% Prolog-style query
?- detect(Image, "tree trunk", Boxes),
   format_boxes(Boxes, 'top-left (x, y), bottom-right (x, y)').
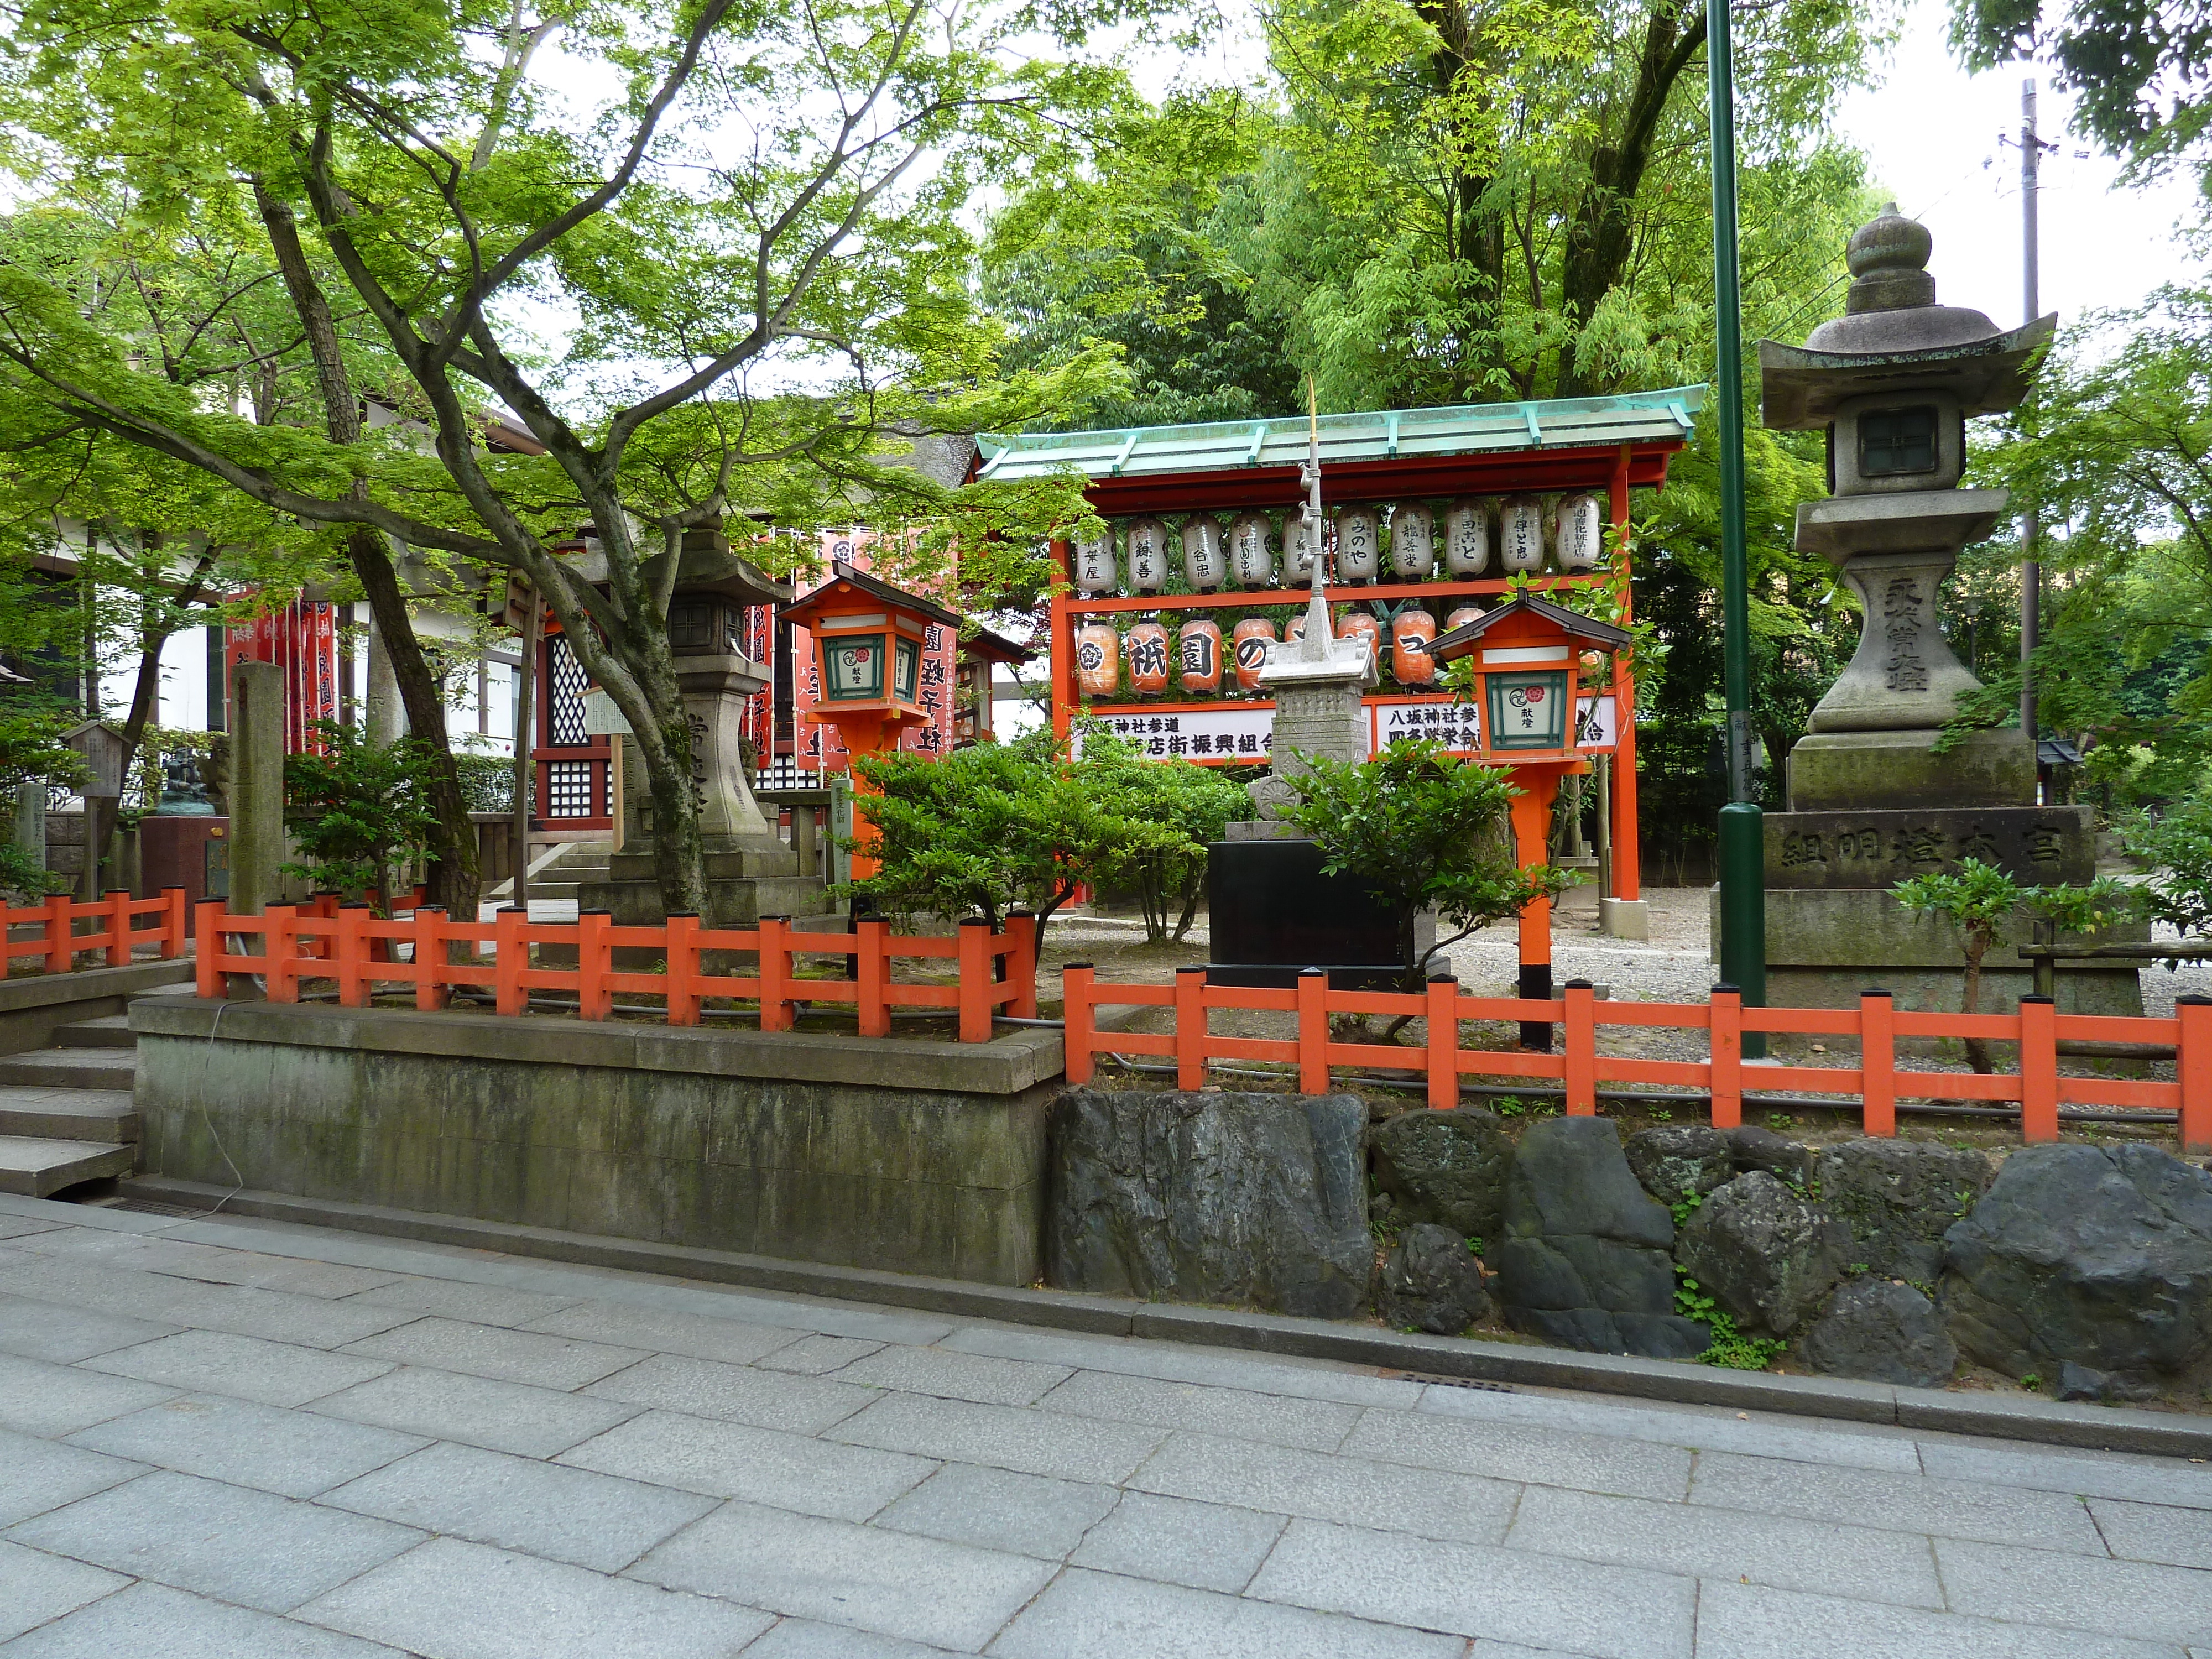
top-left (1962, 933), bottom-right (1994, 1074)
top-left (253, 183), bottom-right (479, 921)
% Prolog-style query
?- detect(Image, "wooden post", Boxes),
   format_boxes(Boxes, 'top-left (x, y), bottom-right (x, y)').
top-left (2018, 993), bottom-right (2059, 1142)
top-left (577, 909), bottom-right (612, 1020)
top-left (2178, 994), bottom-right (2212, 1154)
top-left (494, 904), bottom-right (528, 1015)
top-left (195, 901), bottom-right (225, 997)
top-left (1173, 965), bottom-right (1206, 1088)
top-left (1003, 909), bottom-right (1040, 1020)
top-left (1048, 539), bottom-right (1076, 744)
top-left (336, 904), bottom-right (371, 1007)
top-left (104, 889), bottom-right (129, 967)
top-left (957, 915), bottom-right (993, 1043)
top-left (413, 907), bottom-right (449, 1010)
top-left (665, 914), bottom-right (701, 1026)
top-left (857, 916), bottom-right (891, 1038)
top-left (1859, 989), bottom-right (1896, 1138)
top-left (1606, 444), bottom-right (1643, 907)
top-left (1509, 772), bottom-right (1560, 1050)
top-left (1426, 974), bottom-right (1460, 1109)
top-left (1297, 967), bottom-right (1329, 1095)
top-left (512, 588), bottom-right (541, 907)
top-left (163, 886), bottom-right (186, 958)
top-left (263, 904), bottom-right (300, 1002)
top-left (758, 915), bottom-right (793, 1033)
top-left (1709, 983), bottom-right (1743, 1129)
top-left (1061, 963), bottom-right (1095, 1084)
top-left (43, 892), bottom-right (71, 974)
top-left (1562, 978), bottom-right (1597, 1114)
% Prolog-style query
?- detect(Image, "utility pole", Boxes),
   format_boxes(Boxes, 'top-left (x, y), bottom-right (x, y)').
top-left (2019, 77), bottom-right (2043, 784)
top-left (1708, 0), bottom-right (1766, 1048)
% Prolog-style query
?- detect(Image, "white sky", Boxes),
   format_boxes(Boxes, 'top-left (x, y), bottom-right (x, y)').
top-left (1837, 1), bottom-right (2203, 326)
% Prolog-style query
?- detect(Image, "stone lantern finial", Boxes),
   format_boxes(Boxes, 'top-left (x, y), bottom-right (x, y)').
top-left (1844, 205), bottom-right (1936, 314)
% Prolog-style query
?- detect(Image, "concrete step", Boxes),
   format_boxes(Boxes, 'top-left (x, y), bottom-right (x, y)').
top-left (52, 1015), bottom-right (136, 1049)
top-left (0, 1137), bottom-right (136, 1198)
top-left (0, 1049), bottom-right (137, 1091)
top-left (0, 1087), bottom-right (137, 1143)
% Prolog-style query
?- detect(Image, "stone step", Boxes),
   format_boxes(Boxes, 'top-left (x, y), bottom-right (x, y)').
top-left (0, 1048), bottom-right (137, 1091)
top-left (52, 1015), bottom-right (137, 1049)
top-left (0, 1137), bottom-right (136, 1198)
top-left (0, 1087), bottom-right (137, 1144)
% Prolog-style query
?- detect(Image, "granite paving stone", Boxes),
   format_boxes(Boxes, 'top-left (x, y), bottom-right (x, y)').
top-left (872, 1462), bottom-right (1118, 1558)
top-left (830, 1344), bottom-right (1073, 1407)
top-left (556, 1409), bottom-right (937, 1519)
top-left (1933, 1536), bottom-right (2212, 1647)
top-left (2089, 1498), bottom-right (2212, 1569)
top-left (0, 1350), bottom-right (174, 1437)
top-left (342, 1276), bottom-right (586, 1327)
top-left (942, 1325), bottom-right (1426, 1409)
top-left (104, 1240), bottom-right (401, 1298)
top-left (520, 1301), bottom-right (808, 1365)
top-left (0, 1293), bottom-right (175, 1365)
top-left (7, 1468), bottom-right (422, 1614)
top-left (1693, 1578), bottom-right (2186, 1659)
top-left (338, 1317), bottom-right (648, 1390)
top-left (1504, 1484), bottom-right (1945, 1608)
top-left (319, 1441), bottom-right (718, 1573)
top-left (742, 1618), bottom-right (963, 1657)
top-left (1917, 1437), bottom-right (2212, 1510)
top-left (66, 1394), bottom-right (426, 1499)
top-left (581, 1351), bottom-right (880, 1431)
top-left (1689, 1448), bottom-right (2106, 1552)
top-left (986, 1566), bottom-right (1468, 1658)
top-left (754, 1333), bottom-right (888, 1374)
top-left (0, 1218), bottom-right (64, 1241)
top-left (0, 1259), bottom-right (419, 1348)
top-left (0, 1580), bottom-right (409, 1659)
top-left (627, 1499), bottom-right (1057, 1651)
top-left (0, 1538), bottom-right (127, 1644)
top-left (298, 1535), bottom-right (774, 1659)
top-left (309, 1365), bottom-right (640, 1458)
top-left (1249, 1516), bottom-right (1697, 1659)
top-left (0, 1430), bottom-right (145, 1527)
top-left (830, 1391), bottom-right (1167, 1485)
top-left (1129, 1430), bottom-right (1518, 1546)
top-left (1068, 1491), bottom-right (1288, 1593)
top-left (1342, 1403), bottom-right (1692, 1500)
top-left (1038, 1369), bottom-right (1363, 1453)
top-left (81, 1329), bottom-right (393, 1410)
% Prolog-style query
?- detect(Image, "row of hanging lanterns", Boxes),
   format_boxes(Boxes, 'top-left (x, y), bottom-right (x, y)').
top-left (1074, 604), bottom-right (1489, 700)
top-left (1070, 494), bottom-right (1607, 597)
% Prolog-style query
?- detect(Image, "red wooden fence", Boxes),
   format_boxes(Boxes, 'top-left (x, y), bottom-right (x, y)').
top-left (193, 901), bottom-right (1037, 1042)
top-left (1061, 967), bottom-right (2212, 1150)
top-left (3, 889), bottom-right (187, 972)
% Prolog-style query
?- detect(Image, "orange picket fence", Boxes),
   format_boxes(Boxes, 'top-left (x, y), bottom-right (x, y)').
top-left (192, 900), bottom-right (1037, 1042)
top-left (3, 888), bottom-right (189, 972)
top-left (1062, 967), bottom-right (2212, 1150)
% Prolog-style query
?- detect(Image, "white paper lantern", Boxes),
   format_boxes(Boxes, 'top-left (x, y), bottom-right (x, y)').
top-left (1389, 503), bottom-right (1436, 578)
top-left (1500, 495), bottom-right (1545, 573)
top-left (1284, 510), bottom-right (1322, 583)
top-left (1444, 498), bottom-right (1489, 576)
top-left (1180, 516), bottom-right (1225, 591)
top-left (1334, 504), bottom-right (1380, 582)
top-left (1229, 512), bottom-right (1276, 587)
top-left (1126, 517), bottom-right (1170, 594)
top-left (1554, 493), bottom-right (1604, 572)
top-left (1073, 528), bottom-right (1117, 594)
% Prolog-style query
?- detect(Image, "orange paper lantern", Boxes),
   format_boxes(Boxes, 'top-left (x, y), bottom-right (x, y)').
top-left (1232, 617), bottom-right (1275, 692)
top-left (1076, 622), bottom-right (1119, 698)
top-left (1178, 618), bottom-right (1223, 695)
top-left (1126, 620), bottom-right (1170, 696)
top-left (1392, 609), bottom-right (1438, 685)
top-left (1336, 609), bottom-right (1381, 671)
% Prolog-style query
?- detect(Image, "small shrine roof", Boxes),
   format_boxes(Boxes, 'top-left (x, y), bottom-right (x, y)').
top-left (780, 560), bottom-right (965, 631)
top-left (1428, 594), bottom-right (1633, 660)
top-left (973, 387), bottom-right (1704, 510)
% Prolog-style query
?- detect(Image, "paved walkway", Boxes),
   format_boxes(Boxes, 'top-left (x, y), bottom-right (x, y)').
top-left (0, 1196), bottom-right (2207, 1658)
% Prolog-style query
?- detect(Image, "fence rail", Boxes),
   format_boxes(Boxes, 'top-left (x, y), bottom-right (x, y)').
top-left (1062, 967), bottom-right (2212, 1150)
top-left (4, 889), bottom-right (188, 971)
top-left (193, 900), bottom-right (1037, 1042)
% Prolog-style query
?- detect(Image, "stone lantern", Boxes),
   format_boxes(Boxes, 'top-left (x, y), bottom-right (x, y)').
top-left (580, 525), bottom-right (826, 930)
top-left (1753, 208), bottom-right (2139, 1020)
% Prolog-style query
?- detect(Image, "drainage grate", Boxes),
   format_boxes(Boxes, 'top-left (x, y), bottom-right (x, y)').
top-left (1400, 1373), bottom-right (1515, 1392)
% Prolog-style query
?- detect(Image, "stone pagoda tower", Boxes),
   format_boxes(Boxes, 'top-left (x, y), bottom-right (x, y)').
top-left (1752, 208), bottom-right (2139, 1019)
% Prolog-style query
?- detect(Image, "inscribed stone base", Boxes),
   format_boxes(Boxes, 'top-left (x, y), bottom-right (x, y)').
top-left (1756, 964), bottom-right (2145, 1063)
top-left (1718, 885), bottom-right (2150, 973)
top-left (1766, 805), bottom-right (2095, 888)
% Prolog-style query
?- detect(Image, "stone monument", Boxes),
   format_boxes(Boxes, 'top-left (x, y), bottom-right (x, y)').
top-left (580, 526), bottom-right (831, 930)
top-left (1750, 208), bottom-right (2140, 1021)
top-left (1206, 425), bottom-right (1422, 987)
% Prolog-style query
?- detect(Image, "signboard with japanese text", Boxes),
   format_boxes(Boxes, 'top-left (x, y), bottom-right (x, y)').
top-left (1073, 705), bottom-right (1275, 763)
top-left (226, 597), bottom-right (338, 754)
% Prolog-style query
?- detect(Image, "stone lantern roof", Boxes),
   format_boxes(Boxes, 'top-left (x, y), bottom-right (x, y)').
top-left (1758, 206), bottom-right (2056, 430)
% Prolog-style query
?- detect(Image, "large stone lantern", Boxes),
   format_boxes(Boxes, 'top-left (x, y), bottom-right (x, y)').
top-left (580, 526), bottom-right (830, 929)
top-left (1752, 209), bottom-right (2139, 1020)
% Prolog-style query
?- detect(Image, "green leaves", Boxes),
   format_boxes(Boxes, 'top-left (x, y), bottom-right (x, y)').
top-left (281, 721), bottom-right (443, 913)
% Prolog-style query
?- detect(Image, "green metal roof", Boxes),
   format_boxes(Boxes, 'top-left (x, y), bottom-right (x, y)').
top-left (974, 386), bottom-right (1705, 483)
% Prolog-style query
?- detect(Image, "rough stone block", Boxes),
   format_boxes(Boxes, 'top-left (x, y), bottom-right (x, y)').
top-left (1369, 1105), bottom-right (1511, 1239)
top-left (1375, 1223), bottom-right (1492, 1335)
top-left (1624, 1124), bottom-right (1733, 1206)
top-left (1941, 1143), bottom-right (2212, 1399)
top-left (1045, 1089), bottom-right (1370, 1319)
top-left (1676, 1172), bottom-right (1850, 1337)
top-left (1797, 1278), bottom-right (1957, 1387)
top-left (1786, 726), bottom-right (2033, 812)
top-left (1816, 1139), bottom-right (1992, 1282)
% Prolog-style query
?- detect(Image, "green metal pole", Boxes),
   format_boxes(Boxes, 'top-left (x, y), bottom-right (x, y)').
top-left (1707, 0), bottom-right (1766, 1052)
